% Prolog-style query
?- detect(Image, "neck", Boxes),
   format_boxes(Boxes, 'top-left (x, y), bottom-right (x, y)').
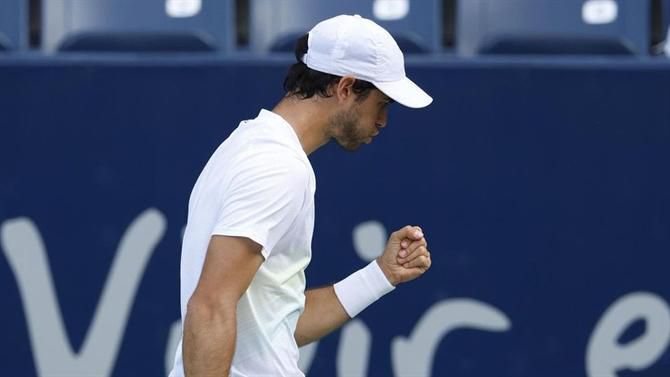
top-left (272, 95), bottom-right (333, 155)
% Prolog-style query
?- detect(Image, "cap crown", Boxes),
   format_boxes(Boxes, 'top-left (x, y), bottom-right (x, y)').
top-left (303, 15), bottom-right (405, 83)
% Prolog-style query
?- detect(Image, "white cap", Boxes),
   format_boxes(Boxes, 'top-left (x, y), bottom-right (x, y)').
top-left (302, 14), bottom-right (433, 109)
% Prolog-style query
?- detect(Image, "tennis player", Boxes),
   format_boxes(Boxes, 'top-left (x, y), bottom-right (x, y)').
top-left (169, 14), bottom-right (433, 377)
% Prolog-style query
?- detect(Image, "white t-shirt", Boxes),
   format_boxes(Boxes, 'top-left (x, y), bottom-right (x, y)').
top-left (169, 109), bottom-right (316, 377)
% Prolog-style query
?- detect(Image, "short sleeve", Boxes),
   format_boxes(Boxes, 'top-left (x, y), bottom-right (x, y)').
top-left (211, 152), bottom-right (308, 259)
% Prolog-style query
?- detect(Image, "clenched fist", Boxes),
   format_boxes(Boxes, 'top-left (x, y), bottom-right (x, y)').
top-left (376, 225), bottom-right (432, 286)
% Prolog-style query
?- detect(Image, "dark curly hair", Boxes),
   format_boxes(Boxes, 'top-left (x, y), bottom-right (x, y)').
top-left (283, 34), bottom-right (375, 102)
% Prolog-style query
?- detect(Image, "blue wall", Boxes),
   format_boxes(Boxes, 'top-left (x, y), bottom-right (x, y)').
top-left (1, 56), bottom-right (670, 376)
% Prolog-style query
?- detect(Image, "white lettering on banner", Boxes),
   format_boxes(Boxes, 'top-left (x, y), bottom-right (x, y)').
top-left (165, 320), bottom-right (182, 375)
top-left (164, 301), bottom-right (511, 377)
top-left (350, 220), bottom-right (513, 376)
top-left (391, 299), bottom-right (512, 377)
top-left (3, 210), bottom-right (669, 376)
top-left (352, 220), bottom-right (387, 262)
top-left (337, 319), bottom-right (372, 377)
top-left (0, 209), bottom-right (166, 377)
top-left (586, 292), bottom-right (670, 377)
top-left (298, 341), bottom-right (319, 374)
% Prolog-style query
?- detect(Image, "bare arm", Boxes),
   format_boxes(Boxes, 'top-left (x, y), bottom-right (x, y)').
top-left (183, 235), bottom-right (263, 377)
top-left (294, 285), bottom-right (350, 347)
top-left (295, 226), bottom-right (432, 346)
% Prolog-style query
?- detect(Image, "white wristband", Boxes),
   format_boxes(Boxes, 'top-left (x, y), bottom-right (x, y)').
top-left (334, 260), bottom-right (396, 318)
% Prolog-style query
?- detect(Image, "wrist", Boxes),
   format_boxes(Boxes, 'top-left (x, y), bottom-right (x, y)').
top-left (333, 260), bottom-right (396, 318)
top-left (375, 257), bottom-right (398, 286)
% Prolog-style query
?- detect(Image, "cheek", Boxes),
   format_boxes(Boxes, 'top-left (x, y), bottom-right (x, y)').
top-left (360, 104), bottom-right (380, 124)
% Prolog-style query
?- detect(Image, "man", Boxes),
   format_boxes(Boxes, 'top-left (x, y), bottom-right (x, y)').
top-left (169, 14), bottom-right (433, 377)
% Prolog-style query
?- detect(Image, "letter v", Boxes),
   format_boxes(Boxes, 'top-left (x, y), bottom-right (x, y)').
top-left (1, 208), bottom-right (166, 377)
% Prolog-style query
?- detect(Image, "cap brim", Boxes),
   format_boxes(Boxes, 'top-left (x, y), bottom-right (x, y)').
top-left (373, 76), bottom-right (433, 109)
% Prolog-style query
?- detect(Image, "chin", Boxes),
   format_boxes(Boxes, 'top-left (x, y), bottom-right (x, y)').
top-left (343, 144), bottom-right (362, 152)
top-left (336, 141), bottom-right (363, 152)
top-left (332, 136), bottom-right (364, 151)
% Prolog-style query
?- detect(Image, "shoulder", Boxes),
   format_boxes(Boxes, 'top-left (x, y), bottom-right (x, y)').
top-left (246, 149), bottom-right (309, 184)
top-left (224, 141), bottom-right (308, 191)
top-left (215, 114), bottom-right (312, 188)
top-left (237, 127), bottom-right (309, 176)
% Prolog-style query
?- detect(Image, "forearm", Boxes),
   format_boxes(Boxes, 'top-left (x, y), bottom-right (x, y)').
top-left (294, 285), bottom-right (350, 346)
top-left (183, 299), bottom-right (237, 376)
top-left (295, 260), bottom-right (398, 346)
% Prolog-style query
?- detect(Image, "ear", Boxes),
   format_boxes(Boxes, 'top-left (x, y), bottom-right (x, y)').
top-left (334, 76), bottom-right (357, 103)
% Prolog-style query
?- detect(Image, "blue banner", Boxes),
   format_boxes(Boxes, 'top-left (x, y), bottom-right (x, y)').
top-left (1, 57), bottom-right (670, 376)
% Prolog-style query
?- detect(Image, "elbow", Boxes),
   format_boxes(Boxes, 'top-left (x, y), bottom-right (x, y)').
top-left (294, 332), bottom-right (314, 348)
top-left (182, 293), bottom-right (237, 376)
top-left (186, 292), bottom-right (236, 323)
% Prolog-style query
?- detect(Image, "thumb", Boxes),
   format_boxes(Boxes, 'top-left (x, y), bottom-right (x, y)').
top-left (391, 225), bottom-right (424, 243)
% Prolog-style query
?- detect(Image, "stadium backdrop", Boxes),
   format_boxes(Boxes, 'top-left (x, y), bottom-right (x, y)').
top-left (1, 56), bottom-right (670, 376)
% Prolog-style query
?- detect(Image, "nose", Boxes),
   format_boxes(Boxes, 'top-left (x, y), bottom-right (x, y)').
top-left (376, 108), bottom-right (388, 128)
